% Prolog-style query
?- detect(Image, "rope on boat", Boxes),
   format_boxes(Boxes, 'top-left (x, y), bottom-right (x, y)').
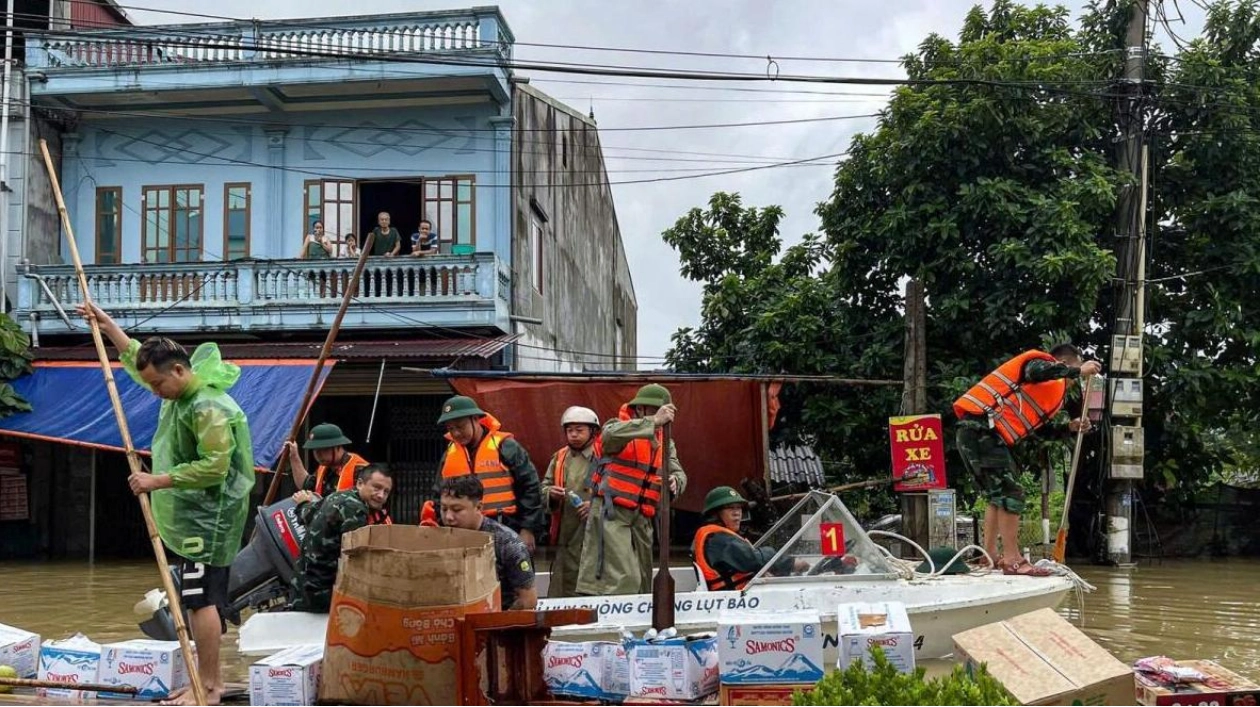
top-left (868, 530), bottom-right (996, 580)
top-left (1033, 558), bottom-right (1096, 625)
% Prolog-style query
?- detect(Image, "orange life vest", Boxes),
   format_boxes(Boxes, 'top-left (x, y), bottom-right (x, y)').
top-left (419, 500), bottom-right (439, 527)
top-left (313, 452), bottom-right (370, 497)
top-left (368, 508), bottom-right (393, 526)
top-left (692, 524), bottom-right (755, 592)
top-left (547, 443), bottom-right (595, 544)
top-left (590, 405), bottom-right (665, 518)
top-left (440, 414), bottom-right (518, 517)
top-left (953, 350), bottom-right (1068, 447)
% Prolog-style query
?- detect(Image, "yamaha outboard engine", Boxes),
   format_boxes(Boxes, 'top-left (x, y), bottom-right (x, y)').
top-left (137, 498), bottom-right (309, 640)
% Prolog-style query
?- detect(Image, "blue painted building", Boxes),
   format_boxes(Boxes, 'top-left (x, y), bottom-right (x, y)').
top-left (0, 7), bottom-right (637, 548)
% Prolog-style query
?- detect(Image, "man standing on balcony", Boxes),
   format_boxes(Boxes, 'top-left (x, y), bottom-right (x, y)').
top-left (370, 211), bottom-right (402, 257)
top-left (435, 395), bottom-right (544, 553)
top-left (77, 302), bottom-right (252, 706)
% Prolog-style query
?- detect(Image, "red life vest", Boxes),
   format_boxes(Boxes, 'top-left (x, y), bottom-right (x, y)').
top-left (692, 524), bottom-right (755, 591)
top-left (953, 350), bottom-right (1068, 446)
top-left (440, 414), bottom-right (518, 517)
top-left (590, 405), bottom-right (665, 518)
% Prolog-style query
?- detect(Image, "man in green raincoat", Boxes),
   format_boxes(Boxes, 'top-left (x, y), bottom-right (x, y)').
top-left (79, 303), bottom-right (253, 706)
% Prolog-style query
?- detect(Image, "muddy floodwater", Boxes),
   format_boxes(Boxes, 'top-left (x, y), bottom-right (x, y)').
top-left (1, 558), bottom-right (1257, 683)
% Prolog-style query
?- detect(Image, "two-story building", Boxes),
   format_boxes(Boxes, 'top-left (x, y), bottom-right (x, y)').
top-left (0, 6), bottom-right (636, 558)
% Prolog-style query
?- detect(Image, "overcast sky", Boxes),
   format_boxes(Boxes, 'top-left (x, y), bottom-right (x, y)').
top-left (125, 0), bottom-right (1206, 367)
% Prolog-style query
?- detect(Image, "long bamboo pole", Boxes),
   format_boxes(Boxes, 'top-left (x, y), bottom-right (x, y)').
top-left (260, 230), bottom-right (375, 506)
top-left (0, 676), bottom-right (138, 695)
top-left (38, 139), bottom-right (207, 706)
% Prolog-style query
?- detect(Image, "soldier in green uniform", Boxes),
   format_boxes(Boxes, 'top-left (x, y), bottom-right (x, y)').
top-left (292, 464), bottom-right (394, 612)
top-left (541, 406), bottom-right (600, 598)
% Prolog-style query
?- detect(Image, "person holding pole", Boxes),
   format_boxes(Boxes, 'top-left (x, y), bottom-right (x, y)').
top-left (953, 342), bottom-right (1100, 576)
top-left (77, 302), bottom-right (254, 706)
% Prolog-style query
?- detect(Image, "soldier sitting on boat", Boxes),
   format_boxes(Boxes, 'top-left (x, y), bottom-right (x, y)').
top-left (692, 486), bottom-right (812, 591)
top-left (292, 464), bottom-right (394, 613)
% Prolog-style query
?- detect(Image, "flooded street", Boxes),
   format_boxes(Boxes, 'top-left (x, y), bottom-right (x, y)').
top-left (1, 558), bottom-right (1257, 684)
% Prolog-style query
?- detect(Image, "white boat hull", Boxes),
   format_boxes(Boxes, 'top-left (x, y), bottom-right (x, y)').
top-left (238, 570), bottom-right (1073, 665)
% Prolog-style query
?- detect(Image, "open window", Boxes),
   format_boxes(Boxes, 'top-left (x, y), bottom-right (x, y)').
top-left (747, 490), bottom-right (897, 587)
top-left (306, 177), bottom-right (476, 254)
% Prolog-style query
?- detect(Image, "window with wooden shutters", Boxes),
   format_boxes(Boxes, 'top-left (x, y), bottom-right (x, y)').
top-left (223, 183), bottom-right (250, 260)
top-left (142, 185), bottom-right (203, 263)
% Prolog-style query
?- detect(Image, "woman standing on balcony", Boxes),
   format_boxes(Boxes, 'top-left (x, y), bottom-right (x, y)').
top-left (300, 221), bottom-right (333, 259)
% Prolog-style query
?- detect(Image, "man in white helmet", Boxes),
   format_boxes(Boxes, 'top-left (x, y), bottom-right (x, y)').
top-left (540, 406), bottom-right (600, 597)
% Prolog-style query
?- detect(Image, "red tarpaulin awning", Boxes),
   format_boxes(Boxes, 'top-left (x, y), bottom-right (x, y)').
top-left (443, 374), bottom-right (781, 514)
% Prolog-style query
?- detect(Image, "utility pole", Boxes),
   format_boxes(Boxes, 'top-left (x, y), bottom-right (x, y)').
top-left (1105, 0), bottom-right (1149, 568)
top-left (899, 279), bottom-right (929, 556)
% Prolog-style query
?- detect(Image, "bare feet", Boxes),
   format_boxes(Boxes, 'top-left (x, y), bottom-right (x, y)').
top-left (160, 684), bottom-right (224, 706)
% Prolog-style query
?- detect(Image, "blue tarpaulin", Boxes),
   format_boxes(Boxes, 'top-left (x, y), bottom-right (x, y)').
top-left (0, 359), bottom-right (335, 469)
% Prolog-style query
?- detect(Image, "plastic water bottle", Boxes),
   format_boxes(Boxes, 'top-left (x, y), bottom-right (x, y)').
top-left (567, 491), bottom-right (584, 508)
top-left (644, 628), bottom-right (658, 641)
top-left (658, 627), bottom-right (678, 640)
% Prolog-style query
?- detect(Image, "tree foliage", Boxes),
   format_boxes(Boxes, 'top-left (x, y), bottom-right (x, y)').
top-left (664, 0), bottom-right (1260, 522)
top-left (0, 312), bottom-right (32, 418)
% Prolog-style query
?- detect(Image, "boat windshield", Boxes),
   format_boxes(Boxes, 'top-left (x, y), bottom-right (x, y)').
top-left (748, 490), bottom-right (895, 585)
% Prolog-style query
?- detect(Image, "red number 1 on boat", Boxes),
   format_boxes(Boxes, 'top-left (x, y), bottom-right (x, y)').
top-left (820, 523), bottom-right (846, 556)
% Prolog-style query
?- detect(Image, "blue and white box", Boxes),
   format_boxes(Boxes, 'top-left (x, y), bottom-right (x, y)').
top-left (0, 623), bottom-right (39, 678)
top-left (249, 644), bottom-right (322, 706)
top-left (625, 634), bottom-right (719, 701)
top-left (98, 639), bottom-right (190, 700)
top-left (717, 610), bottom-right (824, 685)
top-left (38, 634), bottom-right (102, 701)
top-left (543, 640), bottom-right (629, 701)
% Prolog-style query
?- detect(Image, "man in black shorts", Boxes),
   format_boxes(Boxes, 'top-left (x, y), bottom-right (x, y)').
top-left (81, 303), bottom-right (253, 706)
top-left (439, 475), bottom-right (538, 609)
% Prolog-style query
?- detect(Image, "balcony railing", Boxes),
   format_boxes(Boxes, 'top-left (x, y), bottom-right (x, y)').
top-left (27, 8), bottom-right (513, 70)
top-left (15, 254), bottom-right (508, 335)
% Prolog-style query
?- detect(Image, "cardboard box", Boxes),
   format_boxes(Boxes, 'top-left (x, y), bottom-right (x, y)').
top-left (97, 639), bottom-right (191, 700)
top-left (626, 635), bottom-right (720, 701)
top-left (249, 644), bottom-right (322, 706)
top-left (0, 623), bottom-right (39, 678)
top-left (836, 602), bottom-right (915, 674)
top-left (953, 608), bottom-right (1133, 705)
top-left (1135, 660), bottom-right (1260, 706)
top-left (544, 640), bottom-right (630, 701)
top-left (38, 634), bottom-right (102, 701)
top-left (320, 525), bottom-right (500, 706)
top-left (719, 683), bottom-right (815, 706)
top-left (717, 611), bottom-right (823, 684)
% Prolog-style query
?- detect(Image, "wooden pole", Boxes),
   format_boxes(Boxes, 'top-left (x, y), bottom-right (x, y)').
top-left (651, 422), bottom-right (674, 632)
top-left (0, 676), bottom-right (138, 695)
top-left (1053, 375), bottom-right (1092, 564)
top-left (260, 230), bottom-right (376, 506)
top-left (38, 139), bottom-right (207, 706)
top-left (769, 477), bottom-right (893, 503)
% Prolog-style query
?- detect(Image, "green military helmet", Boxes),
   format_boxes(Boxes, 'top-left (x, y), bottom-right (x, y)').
top-left (628, 383), bottom-right (672, 408)
top-left (703, 486), bottom-right (748, 517)
top-left (303, 423), bottom-right (352, 450)
top-left (916, 546), bottom-right (971, 575)
top-left (437, 395), bottom-right (487, 424)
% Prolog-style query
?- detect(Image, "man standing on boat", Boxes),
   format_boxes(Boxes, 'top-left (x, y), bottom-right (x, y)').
top-left (692, 486), bottom-right (810, 591)
top-left (78, 303), bottom-right (252, 706)
top-left (954, 343), bottom-right (1100, 575)
top-left (575, 383), bottom-right (687, 597)
top-left (542, 406), bottom-right (600, 597)
top-left (435, 395), bottom-right (545, 553)
top-left (292, 464), bottom-right (393, 612)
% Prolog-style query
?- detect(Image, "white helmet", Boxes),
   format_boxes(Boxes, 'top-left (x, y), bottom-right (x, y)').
top-left (561, 406), bottom-right (600, 427)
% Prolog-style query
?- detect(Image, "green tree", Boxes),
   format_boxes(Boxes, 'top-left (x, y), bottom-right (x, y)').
top-left (0, 312), bottom-right (31, 418)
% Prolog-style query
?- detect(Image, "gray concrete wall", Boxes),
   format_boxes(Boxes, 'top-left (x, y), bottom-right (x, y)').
top-left (510, 83), bottom-right (637, 371)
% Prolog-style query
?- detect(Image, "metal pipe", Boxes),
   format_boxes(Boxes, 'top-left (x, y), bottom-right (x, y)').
top-left (0, 0), bottom-right (15, 312)
top-left (509, 314), bottom-right (543, 325)
top-left (365, 358), bottom-right (385, 443)
top-left (25, 271), bottom-right (76, 328)
top-left (89, 450), bottom-right (96, 565)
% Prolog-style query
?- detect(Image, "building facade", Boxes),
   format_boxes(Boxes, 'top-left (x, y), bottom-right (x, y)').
top-left (0, 7), bottom-right (636, 557)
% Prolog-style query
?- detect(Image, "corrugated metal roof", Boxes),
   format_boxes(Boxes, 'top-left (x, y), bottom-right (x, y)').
top-left (768, 445), bottom-right (826, 486)
top-left (31, 335), bottom-right (519, 363)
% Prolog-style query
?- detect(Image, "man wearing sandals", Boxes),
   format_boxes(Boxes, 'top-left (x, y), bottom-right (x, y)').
top-left (953, 343), bottom-right (1100, 576)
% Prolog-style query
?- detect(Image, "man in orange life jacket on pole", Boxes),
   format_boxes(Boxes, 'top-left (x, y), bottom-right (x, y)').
top-left (953, 343), bottom-right (1100, 576)
top-left (692, 486), bottom-right (809, 591)
top-left (434, 395), bottom-right (544, 552)
top-left (575, 383), bottom-right (687, 597)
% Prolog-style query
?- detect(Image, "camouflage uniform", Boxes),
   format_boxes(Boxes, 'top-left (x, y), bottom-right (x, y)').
top-left (292, 489), bottom-right (369, 612)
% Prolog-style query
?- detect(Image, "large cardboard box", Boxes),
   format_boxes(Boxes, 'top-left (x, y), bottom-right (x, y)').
top-left (0, 622), bottom-right (39, 678)
top-left (1135, 660), bottom-right (1260, 706)
top-left (97, 639), bottom-right (191, 700)
top-left (543, 640), bottom-right (631, 701)
top-left (953, 608), bottom-right (1133, 705)
top-left (717, 610), bottom-right (824, 684)
top-left (719, 683), bottom-right (815, 706)
top-left (249, 644), bottom-right (323, 706)
top-left (38, 634), bottom-right (102, 701)
top-left (319, 525), bottom-right (500, 706)
top-left (626, 635), bottom-right (720, 701)
top-left (836, 602), bottom-right (915, 674)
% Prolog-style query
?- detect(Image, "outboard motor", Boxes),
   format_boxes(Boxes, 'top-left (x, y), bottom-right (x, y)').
top-left (137, 498), bottom-right (310, 641)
